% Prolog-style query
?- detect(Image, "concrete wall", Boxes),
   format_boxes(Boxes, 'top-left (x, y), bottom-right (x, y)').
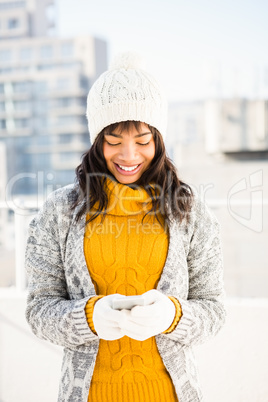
top-left (0, 292), bottom-right (267, 402)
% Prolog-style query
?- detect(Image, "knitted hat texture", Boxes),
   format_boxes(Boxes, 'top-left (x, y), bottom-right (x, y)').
top-left (86, 52), bottom-right (168, 143)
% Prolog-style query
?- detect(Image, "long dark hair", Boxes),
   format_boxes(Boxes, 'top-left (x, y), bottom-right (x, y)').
top-left (70, 121), bottom-right (194, 224)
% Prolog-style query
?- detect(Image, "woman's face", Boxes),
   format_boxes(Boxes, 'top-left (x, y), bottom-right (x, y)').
top-left (103, 122), bottom-right (155, 184)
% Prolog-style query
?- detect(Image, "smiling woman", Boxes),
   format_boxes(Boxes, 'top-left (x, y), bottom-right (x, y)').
top-left (25, 52), bottom-right (226, 402)
top-left (103, 122), bottom-right (155, 184)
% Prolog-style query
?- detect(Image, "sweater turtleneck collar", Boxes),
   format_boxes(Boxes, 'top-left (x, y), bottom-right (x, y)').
top-left (93, 177), bottom-right (155, 216)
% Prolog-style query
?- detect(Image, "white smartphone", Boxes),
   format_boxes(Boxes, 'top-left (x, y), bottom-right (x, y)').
top-left (112, 295), bottom-right (146, 310)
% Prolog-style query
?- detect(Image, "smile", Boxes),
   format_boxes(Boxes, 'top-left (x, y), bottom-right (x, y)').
top-left (118, 164), bottom-right (139, 171)
top-left (114, 163), bottom-right (142, 175)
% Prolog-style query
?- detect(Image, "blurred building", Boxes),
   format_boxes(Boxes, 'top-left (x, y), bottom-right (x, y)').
top-left (205, 99), bottom-right (268, 154)
top-left (167, 99), bottom-right (268, 166)
top-left (0, 141), bottom-right (8, 246)
top-left (0, 141), bottom-right (7, 200)
top-left (167, 99), bottom-right (268, 297)
top-left (0, 0), bottom-right (107, 196)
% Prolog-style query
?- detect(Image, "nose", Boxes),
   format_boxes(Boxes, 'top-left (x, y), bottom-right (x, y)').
top-left (119, 143), bottom-right (138, 162)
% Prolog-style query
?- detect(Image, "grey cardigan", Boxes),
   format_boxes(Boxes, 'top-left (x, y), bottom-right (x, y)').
top-left (25, 183), bottom-right (226, 402)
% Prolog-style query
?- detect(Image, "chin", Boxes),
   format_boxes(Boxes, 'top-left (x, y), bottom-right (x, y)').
top-left (117, 177), bottom-right (137, 184)
top-left (115, 174), bottom-right (140, 185)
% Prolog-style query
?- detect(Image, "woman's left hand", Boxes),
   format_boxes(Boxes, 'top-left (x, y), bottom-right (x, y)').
top-left (119, 289), bottom-right (176, 341)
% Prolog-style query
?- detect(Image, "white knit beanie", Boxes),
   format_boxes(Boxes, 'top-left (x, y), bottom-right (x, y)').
top-left (86, 52), bottom-right (168, 143)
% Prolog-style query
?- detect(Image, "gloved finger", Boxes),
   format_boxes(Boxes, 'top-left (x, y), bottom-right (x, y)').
top-left (86, 313), bottom-right (123, 328)
top-left (95, 303), bottom-right (126, 323)
top-left (130, 302), bottom-right (162, 318)
top-left (94, 318), bottom-right (124, 328)
top-left (98, 328), bottom-right (125, 341)
top-left (142, 289), bottom-right (162, 305)
top-left (120, 308), bottom-right (160, 325)
top-left (123, 313), bottom-right (159, 326)
top-left (119, 316), bottom-right (157, 335)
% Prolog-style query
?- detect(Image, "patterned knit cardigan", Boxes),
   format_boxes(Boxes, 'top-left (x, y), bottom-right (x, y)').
top-left (25, 183), bottom-right (226, 402)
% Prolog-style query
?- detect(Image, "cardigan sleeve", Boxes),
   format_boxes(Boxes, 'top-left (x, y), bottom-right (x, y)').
top-left (25, 189), bottom-right (98, 348)
top-left (85, 295), bottom-right (104, 334)
top-left (164, 195), bottom-right (226, 345)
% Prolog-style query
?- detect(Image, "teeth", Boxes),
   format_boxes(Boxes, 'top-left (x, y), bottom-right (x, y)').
top-left (118, 164), bottom-right (139, 172)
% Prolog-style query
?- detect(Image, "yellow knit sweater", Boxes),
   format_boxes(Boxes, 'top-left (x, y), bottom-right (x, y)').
top-left (84, 178), bottom-right (182, 402)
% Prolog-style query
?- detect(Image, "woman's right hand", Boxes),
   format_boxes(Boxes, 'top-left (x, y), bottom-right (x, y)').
top-left (93, 294), bottom-right (127, 341)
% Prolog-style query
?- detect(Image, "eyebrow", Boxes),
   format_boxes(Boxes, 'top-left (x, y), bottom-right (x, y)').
top-left (105, 132), bottom-right (152, 138)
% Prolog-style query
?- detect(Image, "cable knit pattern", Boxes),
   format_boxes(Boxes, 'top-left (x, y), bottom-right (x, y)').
top-left (83, 179), bottom-right (178, 401)
top-left (25, 180), bottom-right (226, 402)
top-left (86, 52), bottom-right (168, 143)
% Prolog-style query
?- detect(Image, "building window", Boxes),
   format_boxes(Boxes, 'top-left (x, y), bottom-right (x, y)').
top-left (0, 84), bottom-right (4, 93)
top-left (57, 134), bottom-right (74, 144)
top-left (8, 18), bottom-right (19, 29)
top-left (81, 133), bottom-right (90, 145)
top-left (40, 45), bottom-right (53, 59)
top-left (34, 99), bottom-right (48, 114)
top-left (0, 119), bottom-right (6, 129)
top-left (56, 77), bottom-right (70, 90)
top-left (16, 66), bottom-right (29, 73)
top-left (14, 100), bottom-right (31, 111)
top-left (33, 81), bottom-right (47, 93)
top-left (80, 76), bottom-right (89, 90)
top-left (0, 102), bottom-right (5, 111)
top-left (56, 170), bottom-right (74, 183)
top-left (59, 152), bottom-right (77, 162)
top-left (13, 81), bottom-right (30, 93)
top-left (79, 115), bottom-right (87, 127)
top-left (20, 47), bottom-right (32, 60)
top-left (0, 49), bottom-right (12, 62)
top-left (35, 152), bottom-right (51, 167)
top-left (77, 96), bottom-right (86, 106)
top-left (0, 2), bottom-right (25, 10)
top-left (61, 42), bottom-right (73, 58)
top-left (15, 118), bottom-right (28, 128)
top-left (36, 117), bottom-right (49, 128)
top-left (37, 64), bottom-right (55, 71)
top-left (37, 135), bottom-right (51, 146)
top-left (56, 97), bottom-right (73, 108)
top-left (57, 116), bottom-right (75, 126)
top-left (0, 67), bottom-right (13, 74)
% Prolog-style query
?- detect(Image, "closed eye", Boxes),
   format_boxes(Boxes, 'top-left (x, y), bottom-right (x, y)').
top-left (106, 142), bottom-right (120, 146)
top-left (106, 141), bottom-right (150, 146)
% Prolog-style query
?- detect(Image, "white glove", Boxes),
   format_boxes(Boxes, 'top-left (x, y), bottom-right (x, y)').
top-left (119, 289), bottom-right (176, 341)
top-left (93, 294), bottom-right (127, 341)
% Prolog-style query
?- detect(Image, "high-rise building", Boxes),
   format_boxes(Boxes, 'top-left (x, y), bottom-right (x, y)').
top-left (0, 0), bottom-right (57, 39)
top-left (0, 0), bottom-right (108, 195)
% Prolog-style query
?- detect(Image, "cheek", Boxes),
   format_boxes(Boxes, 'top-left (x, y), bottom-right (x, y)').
top-left (145, 143), bottom-right (155, 162)
top-left (103, 144), bottom-right (113, 165)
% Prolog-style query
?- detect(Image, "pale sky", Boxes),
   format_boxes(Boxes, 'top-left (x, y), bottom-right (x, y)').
top-left (57, 0), bottom-right (268, 101)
